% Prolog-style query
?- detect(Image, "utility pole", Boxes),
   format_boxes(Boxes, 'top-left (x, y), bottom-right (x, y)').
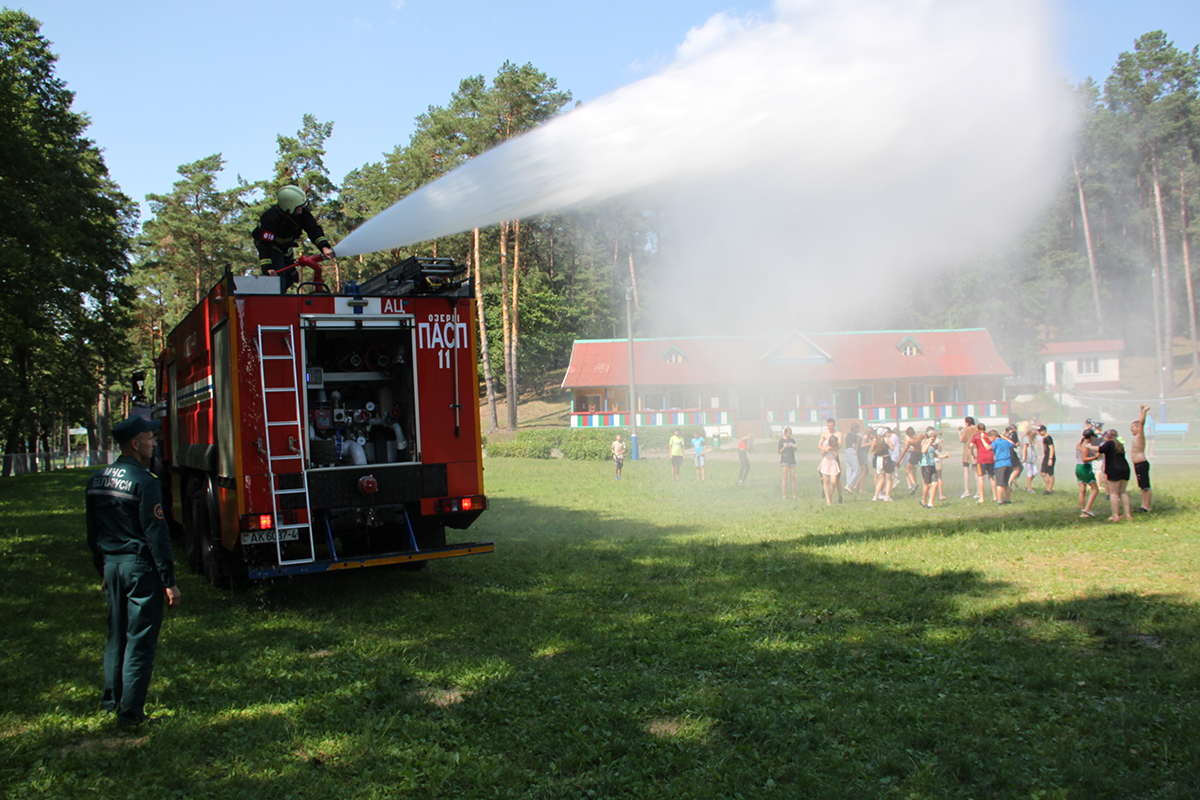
top-left (626, 285), bottom-right (639, 460)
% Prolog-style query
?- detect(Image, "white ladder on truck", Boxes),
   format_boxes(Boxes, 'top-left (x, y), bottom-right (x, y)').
top-left (256, 325), bottom-right (315, 566)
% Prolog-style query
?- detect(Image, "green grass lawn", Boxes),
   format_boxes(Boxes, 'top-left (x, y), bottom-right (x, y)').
top-left (2, 458), bottom-right (1198, 799)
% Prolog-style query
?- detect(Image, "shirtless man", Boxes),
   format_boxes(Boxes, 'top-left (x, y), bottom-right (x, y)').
top-left (1130, 404), bottom-right (1152, 513)
top-left (959, 417), bottom-right (978, 499)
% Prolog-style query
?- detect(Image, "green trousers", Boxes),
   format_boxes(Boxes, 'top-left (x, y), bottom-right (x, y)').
top-left (100, 556), bottom-right (164, 724)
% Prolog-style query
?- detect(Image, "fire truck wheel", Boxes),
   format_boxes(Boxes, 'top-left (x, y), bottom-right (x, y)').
top-left (193, 487), bottom-right (222, 586)
top-left (185, 489), bottom-right (204, 574)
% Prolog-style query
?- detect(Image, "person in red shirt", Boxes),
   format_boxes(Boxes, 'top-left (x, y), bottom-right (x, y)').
top-left (971, 427), bottom-right (995, 504)
top-left (737, 432), bottom-right (753, 484)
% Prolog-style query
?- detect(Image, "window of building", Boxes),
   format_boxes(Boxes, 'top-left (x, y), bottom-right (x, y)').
top-left (662, 347), bottom-right (686, 363)
top-left (909, 383), bottom-right (928, 404)
top-left (1078, 357), bottom-right (1100, 375)
top-left (668, 390), bottom-right (684, 408)
top-left (932, 385), bottom-right (952, 403)
top-left (896, 336), bottom-right (921, 356)
top-left (858, 384), bottom-right (874, 405)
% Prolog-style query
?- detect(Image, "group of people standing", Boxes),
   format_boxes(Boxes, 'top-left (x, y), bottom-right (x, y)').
top-left (634, 409), bottom-right (1155, 524)
top-left (770, 409), bottom-right (1156, 519)
top-left (776, 419), bottom-right (952, 507)
top-left (665, 428), bottom-right (715, 481)
top-left (1073, 406), bottom-right (1153, 521)
top-left (958, 417), bottom-right (1055, 505)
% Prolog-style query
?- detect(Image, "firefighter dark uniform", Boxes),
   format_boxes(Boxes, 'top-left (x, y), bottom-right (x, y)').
top-left (86, 418), bottom-right (177, 726)
top-left (252, 204), bottom-right (332, 289)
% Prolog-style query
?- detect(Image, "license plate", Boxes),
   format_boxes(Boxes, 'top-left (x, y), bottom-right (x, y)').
top-left (240, 528), bottom-right (302, 545)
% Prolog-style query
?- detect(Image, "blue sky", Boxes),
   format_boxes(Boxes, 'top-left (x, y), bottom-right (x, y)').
top-left (15, 0), bottom-right (1200, 222)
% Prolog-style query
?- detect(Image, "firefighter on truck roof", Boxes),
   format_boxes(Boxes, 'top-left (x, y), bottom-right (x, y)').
top-left (252, 185), bottom-right (335, 290)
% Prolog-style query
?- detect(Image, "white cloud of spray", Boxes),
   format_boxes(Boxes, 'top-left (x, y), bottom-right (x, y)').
top-left (336, 0), bottom-right (1074, 333)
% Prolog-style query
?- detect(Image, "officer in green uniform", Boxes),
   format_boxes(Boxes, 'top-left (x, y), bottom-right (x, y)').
top-left (86, 416), bottom-right (181, 726)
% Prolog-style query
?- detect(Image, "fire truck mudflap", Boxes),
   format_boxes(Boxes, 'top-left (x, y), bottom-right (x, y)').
top-left (157, 256), bottom-right (492, 585)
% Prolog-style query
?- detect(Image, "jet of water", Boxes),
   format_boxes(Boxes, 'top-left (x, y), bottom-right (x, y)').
top-left (335, 0), bottom-right (1076, 314)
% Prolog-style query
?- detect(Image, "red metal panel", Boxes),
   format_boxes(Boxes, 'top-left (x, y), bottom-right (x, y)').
top-left (172, 292), bottom-right (215, 450)
top-left (411, 296), bottom-right (478, 475)
top-left (231, 295), bottom-right (305, 515)
top-left (445, 459), bottom-right (481, 499)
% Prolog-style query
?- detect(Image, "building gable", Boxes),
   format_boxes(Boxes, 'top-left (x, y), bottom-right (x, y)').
top-left (896, 336), bottom-right (922, 356)
top-left (661, 346), bottom-right (687, 364)
top-left (760, 332), bottom-right (832, 365)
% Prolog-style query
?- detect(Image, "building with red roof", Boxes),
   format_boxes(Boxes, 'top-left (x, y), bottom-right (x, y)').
top-left (562, 329), bottom-right (1013, 433)
top-left (1038, 340), bottom-right (1125, 392)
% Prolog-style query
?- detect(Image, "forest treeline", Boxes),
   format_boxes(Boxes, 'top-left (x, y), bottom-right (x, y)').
top-left (2, 6), bottom-right (1199, 462)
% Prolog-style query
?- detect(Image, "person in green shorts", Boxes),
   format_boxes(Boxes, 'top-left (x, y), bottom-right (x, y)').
top-left (1075, 429), bottom-right (1100, 518)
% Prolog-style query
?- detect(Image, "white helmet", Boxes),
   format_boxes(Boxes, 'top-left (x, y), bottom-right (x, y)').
top-left (276, 185), bottom-right (307, 213)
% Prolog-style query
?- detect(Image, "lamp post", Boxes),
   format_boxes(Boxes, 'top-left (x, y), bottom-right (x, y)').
top-left (1055, 360), bottom-right (1064, 430)
top-left (626, 285), bottom-right (639, 460)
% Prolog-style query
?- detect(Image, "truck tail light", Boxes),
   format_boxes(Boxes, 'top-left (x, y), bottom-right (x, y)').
top-left (435, 495), bottom-right (487, 514)
top-left (240, 513), bottom-right (274, 531)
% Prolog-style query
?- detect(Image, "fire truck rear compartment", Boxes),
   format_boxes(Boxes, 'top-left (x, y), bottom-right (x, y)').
top-left (302, 327), bottom-right (417, 468)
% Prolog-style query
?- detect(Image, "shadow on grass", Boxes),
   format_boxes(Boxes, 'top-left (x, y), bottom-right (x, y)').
top-left (792, 490), bottom-right (1189, 547)
top-left (2, 471), bottom-right (1199, 799)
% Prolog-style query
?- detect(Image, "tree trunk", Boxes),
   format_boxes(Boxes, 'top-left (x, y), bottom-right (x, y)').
top-left (97, 387), bottom-right (112, 461)
top-left (1072, 154), bottom-right (1102, 330)
top-left (27, 424), bottom-right (39, 474)
top-left (1151, 147), bottom-right (1174, 387)
top-left (2, 420), bottom-right (18, 477)
top-left (1150, 259), bottom-right (1167, 409)
top-left (87, 380), bottom-right (100, 465)
top-left (7, 345), bottom-right (33, 475)
top-left (474, 228), bottom-right (500, 432)
top-left (1181, 169), bottom-right (1199, 381)
top-left (508, 220), bottom-right (520, 432)
top-left (498, 221), bottom-right (514, 431)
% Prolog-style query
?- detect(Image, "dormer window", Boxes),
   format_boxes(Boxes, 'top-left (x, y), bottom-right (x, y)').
top-left (897, 336), bottom-right (921, 356)
top-left (662, 347), bottom-right (686, 363)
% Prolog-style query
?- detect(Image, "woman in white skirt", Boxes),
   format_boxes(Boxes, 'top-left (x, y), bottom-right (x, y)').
top-left (818, 433), bottom-right (843, 505)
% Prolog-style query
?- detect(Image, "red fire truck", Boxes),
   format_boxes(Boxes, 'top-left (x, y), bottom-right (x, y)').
top-left (154, 256), bottom-right (492, 585)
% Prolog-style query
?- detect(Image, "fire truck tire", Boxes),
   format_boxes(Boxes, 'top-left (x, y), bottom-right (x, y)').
top-left (189, 480), bottom-right (248, 588)
top-left (193, 487), bottom-right (222, 586)
top-left (152, 456), bottom-right (183, 538)
top-left (184, 488), bottom-right (204, 574)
